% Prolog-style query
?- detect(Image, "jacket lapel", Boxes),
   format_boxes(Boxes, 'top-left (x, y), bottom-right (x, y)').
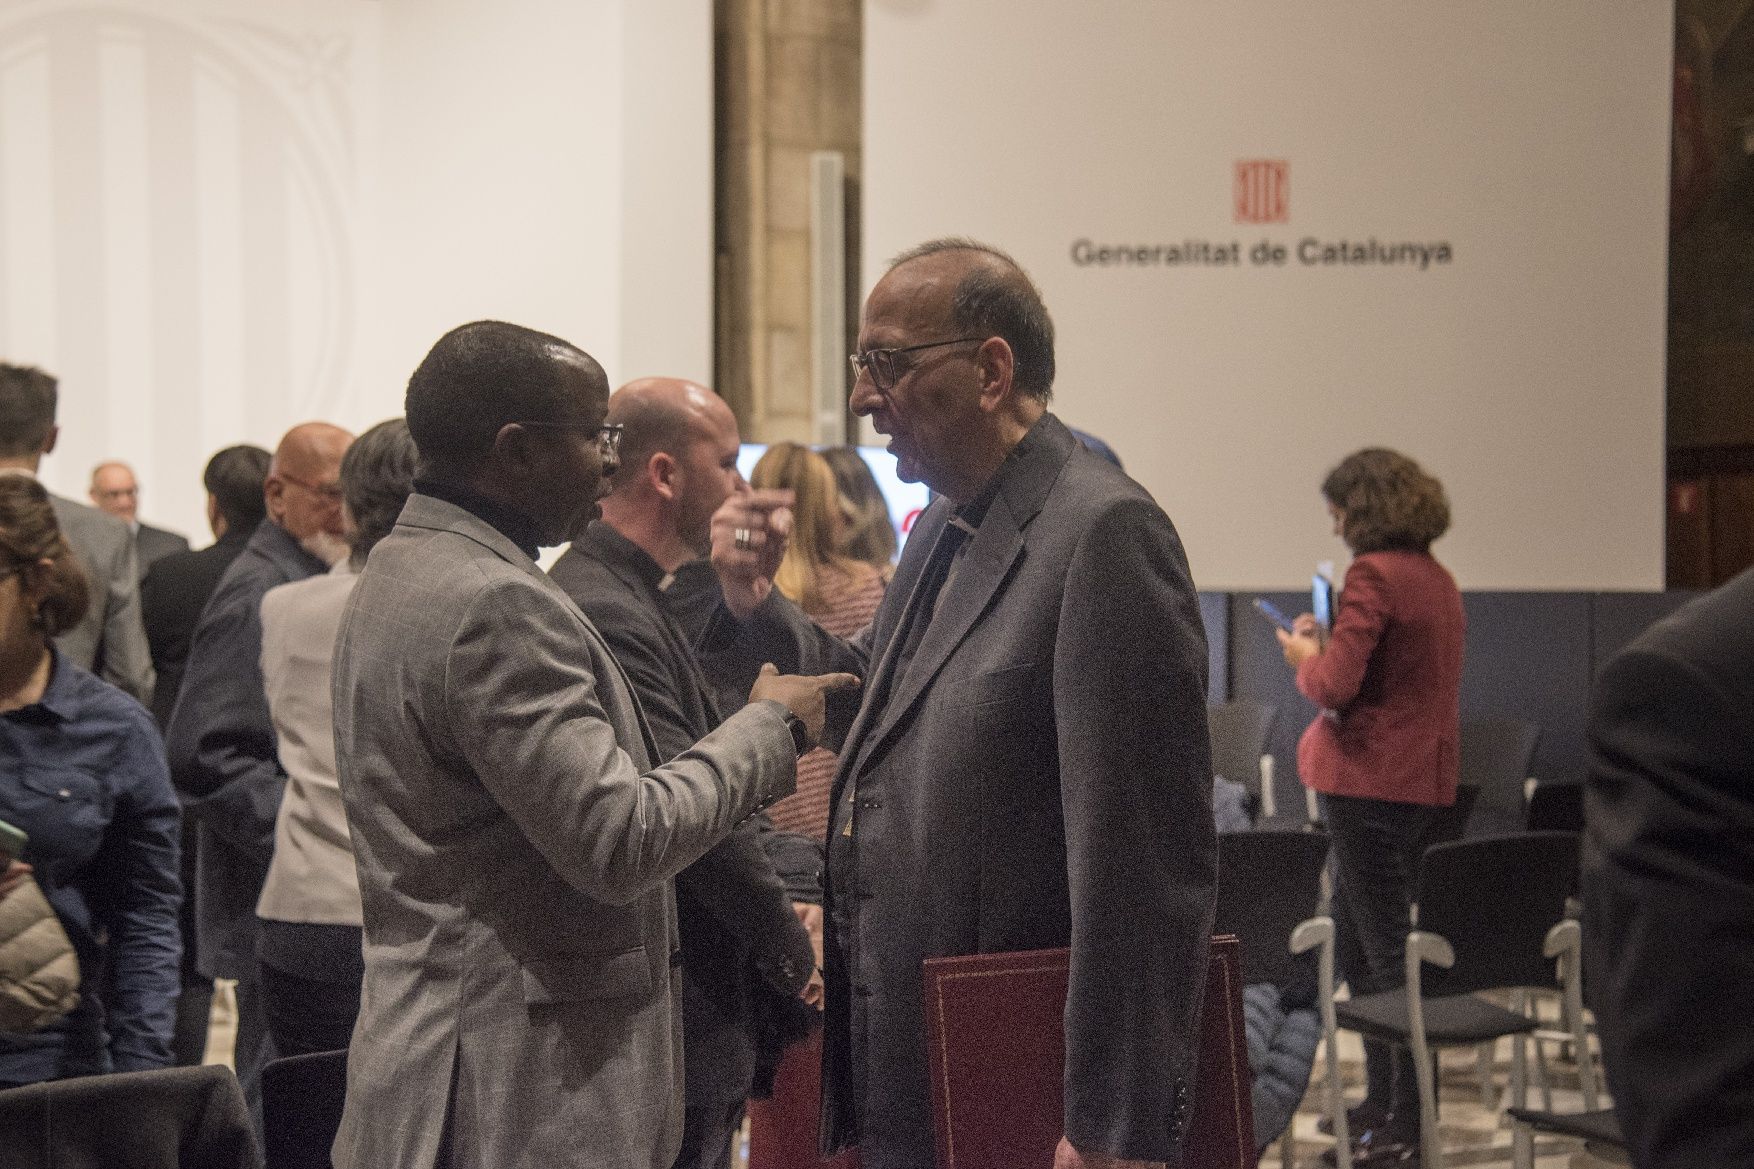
top-left (850, 498), bottom-right (1025, 774)
top-left (839, 414), bottom-right (1080, 780)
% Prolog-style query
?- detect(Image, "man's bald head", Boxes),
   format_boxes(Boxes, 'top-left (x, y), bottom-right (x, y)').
top-left (90, 461), bottom-right (140, 521)
top-left (266, 421), bottom-right (354, 546)
top-left (599, 377), bottom-right (744, 567)
top-left (606, 378), bottom-right (734, 499)
top-left (272, 422), bottom-right (353, 481)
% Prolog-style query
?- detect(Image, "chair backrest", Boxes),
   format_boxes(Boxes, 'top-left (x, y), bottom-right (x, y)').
top-left (262, 1048), bottom-right (348, 1169)
top-left (1419, 785), bottom-right (1480, 851)
top-left (1207, 700), bottom-right (1277, 800)
top-left (1525, 782), bottom-right (1584, 833)
top-left (1414, 831), bottom-right (1580, 997)
top-left (1213, 829), bottom-right (1330, 989)
top-left (1458, 717), bottom-right (1541, 836)
top-left (0, 1064), bottom-right (257, 1169)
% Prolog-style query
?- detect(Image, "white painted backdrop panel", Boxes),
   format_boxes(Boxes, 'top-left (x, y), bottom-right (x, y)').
top-left (864, 1), bottom-right (1672, 590)
top-left (2, 0), bottom-right (711, 543)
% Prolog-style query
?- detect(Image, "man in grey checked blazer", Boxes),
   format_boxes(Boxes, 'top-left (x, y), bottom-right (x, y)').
top-left (330, 321), bottom-right (856, 1169)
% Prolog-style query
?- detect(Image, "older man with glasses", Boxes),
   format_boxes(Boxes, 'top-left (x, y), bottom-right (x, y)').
top-left (710, 238), bottom-right (1216, 1169)
top-left (166, 420), bottom-right (354, 1135)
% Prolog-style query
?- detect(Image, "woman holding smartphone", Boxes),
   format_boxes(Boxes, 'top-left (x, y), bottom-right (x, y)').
top-left (0, 475), bottom-right (180, 1085)
top-left (1277, 448), bottom-right (1464, 1165)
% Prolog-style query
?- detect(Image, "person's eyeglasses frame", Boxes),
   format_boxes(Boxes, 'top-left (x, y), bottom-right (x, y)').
top-left (277, 471), bottom-right (345, 503)
top-left (849, 336), bottom-right (986, 392)
top-left (511, 420), bottom-right (625, 462)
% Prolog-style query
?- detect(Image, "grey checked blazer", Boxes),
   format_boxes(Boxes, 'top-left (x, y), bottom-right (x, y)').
top-left (330, 494), bottom-right (798, 1169)
top-left (50, 493), bottom-right (154, 705)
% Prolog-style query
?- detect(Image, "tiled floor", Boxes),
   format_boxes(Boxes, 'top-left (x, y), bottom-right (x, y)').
top-left (1263, 1029), bottom-right (1628, 1168)
top-left (206, 981), bottom-right (1627, 1168)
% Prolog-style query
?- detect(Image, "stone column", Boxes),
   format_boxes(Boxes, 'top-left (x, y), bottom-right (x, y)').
top-left (716, 0), bottom-right (861, 443)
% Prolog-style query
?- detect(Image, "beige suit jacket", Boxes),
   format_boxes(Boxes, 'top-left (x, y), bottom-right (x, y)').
top-left (330, 495), bottom-right (797, 1169)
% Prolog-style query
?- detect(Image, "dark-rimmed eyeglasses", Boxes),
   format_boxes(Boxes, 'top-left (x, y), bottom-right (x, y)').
top-left (513, 421), bottom-right (624, 462)
top-left (278, 472), bottom-right (344, 502)
top-left (849, 337), bottom-right (985, 392)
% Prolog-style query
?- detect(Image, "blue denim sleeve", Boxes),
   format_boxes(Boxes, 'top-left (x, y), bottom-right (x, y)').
top-left (95, 707), bottom-right (183, 1071)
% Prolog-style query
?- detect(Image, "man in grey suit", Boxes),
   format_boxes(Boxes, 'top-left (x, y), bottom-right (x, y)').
top-left (331, 321), bottom-right (857, 1169)
top-left (0, 363), bottom-right (154, 704)
top-left (709, 240), bottom-right (1216, 1169)
top-left (89, 460), bottom-right (191, 578)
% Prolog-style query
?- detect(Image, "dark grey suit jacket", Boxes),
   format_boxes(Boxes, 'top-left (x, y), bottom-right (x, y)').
top-left (49, 494), bottom-right (154, 705)
top-left (134, 522), bottom-right (190, 580)
top-left (549, 522), bottom-right (813, 1111)
top-left (165, 519), bottom-right (327, 979)
top-left (706, 415), bottom-right (1216, 1168)
top-left (1584, 566), bottom-right (1754, 1169)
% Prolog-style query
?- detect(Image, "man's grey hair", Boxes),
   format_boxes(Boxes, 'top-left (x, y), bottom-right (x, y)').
top-left (888, 238), bottom-right (1056, 403)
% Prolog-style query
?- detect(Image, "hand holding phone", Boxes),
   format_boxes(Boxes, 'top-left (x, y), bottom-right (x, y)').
top-left (1253, 597), bottom-right (1295, 634)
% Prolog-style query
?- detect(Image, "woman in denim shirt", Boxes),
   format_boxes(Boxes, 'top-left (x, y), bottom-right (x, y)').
top-left (0, 475), bottom-right (181, 1085)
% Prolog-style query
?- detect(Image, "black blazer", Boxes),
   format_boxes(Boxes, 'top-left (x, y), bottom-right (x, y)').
top-left (549, 521), bottom-right (813, 1109)
top-left (135, 522), bottom-right (191, 580)
top-left (164, 520), bottom-right (328, 980)
top-left (1584, 566), bottom-right (1754, 1169)
top-left (706, 414), bottom-right (1216, 1167)
top-left (139, 528), bottom-right (250, 730)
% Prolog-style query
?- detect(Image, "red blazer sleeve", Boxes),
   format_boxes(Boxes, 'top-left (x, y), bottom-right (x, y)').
top-left (1296, 558), bottom-right (1389, 712)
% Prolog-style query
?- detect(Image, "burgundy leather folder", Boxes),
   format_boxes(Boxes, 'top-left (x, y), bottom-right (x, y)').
top-left (922, 936), bottom-right (1254, 1169)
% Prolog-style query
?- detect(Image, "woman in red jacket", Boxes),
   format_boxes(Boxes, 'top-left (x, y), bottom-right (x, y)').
top-left (1278, 448), bottom-right (1464, 1165)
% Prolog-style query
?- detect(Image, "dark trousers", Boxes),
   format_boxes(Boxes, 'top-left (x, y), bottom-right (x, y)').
top-left (172, 812), bottom-right (212, 1067)
top-left (231, 967), bottom-right (274, 1139)
top-left (1321, 791), bottom-right (1441, 1132)
top-left (260, 961), bottom-right (363, 1058)
top-left (672, 1099), bottom-right (744, 1169)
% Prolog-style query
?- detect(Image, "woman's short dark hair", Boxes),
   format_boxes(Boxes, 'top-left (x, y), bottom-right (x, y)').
top-left (203, 445), bottom-right (272, 534)
top-left (1321, 448), bottom-right (1451, 554)
top-left (340, 418), bottom-right (418, 567)
top-left (0, 474), bottom-right (89, 637)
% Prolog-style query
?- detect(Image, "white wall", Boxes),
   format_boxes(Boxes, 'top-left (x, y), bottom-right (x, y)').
top-left (2, 0), bottom-right (710, 542)
top-left (865, 0), bottom-right (1673, 590)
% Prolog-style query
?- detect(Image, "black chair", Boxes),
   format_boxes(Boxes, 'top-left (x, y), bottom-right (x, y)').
top-left (0, 1063), bottom-right (259, 1168)
top-left (1213, 830), bottom-right (1347, 1166)
top-left (1330, 832), bottom-right (1596, 1169)
top-left (1206, 701), bottom-right (1278, 818)
top-left (1458, 717), bottom-right (1541, 837)
top-left (1505, 1106), bottom-right (1624, 1168)
top-left (1420, 785), bottom-right (1481, 851)
top-left (1525, 782), bottom-right (1584, 833)
top-left (262, 1049), bottom-right (348, 1169)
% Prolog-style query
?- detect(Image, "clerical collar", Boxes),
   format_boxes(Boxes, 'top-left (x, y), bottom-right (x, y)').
top-left (414, 478), bottom-right (544, 561)
top-left (581, 520), bottom-right (670, 592)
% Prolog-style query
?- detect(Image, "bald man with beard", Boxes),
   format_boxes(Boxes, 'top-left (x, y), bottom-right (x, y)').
top-left (549, 379), bottom-right (817, 1169)
top-left (167, 420), bottom-right (354, 1131)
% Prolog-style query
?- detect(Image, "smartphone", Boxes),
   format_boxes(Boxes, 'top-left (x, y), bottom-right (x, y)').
top-left (0, 819), bottom-right (26, 868)
top-left (1252, 597), bottom-right (1295, 634)
top-left (1312, 573), bottom-right (1336, 633)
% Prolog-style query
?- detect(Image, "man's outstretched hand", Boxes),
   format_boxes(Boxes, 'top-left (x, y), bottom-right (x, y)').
top-left (748, 662), bottom-right (860, 751)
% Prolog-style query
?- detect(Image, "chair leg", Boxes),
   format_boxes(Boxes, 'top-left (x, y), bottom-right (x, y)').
top-left (1511, 1111), bottom-right (1535, 1169)
top-left (1510, 1000), bottom-right (1532, 1169)
top-left (1411, 1029), bottom-right (1441, 1169)
top-left (1476, 1040), bottom-right (1493, 1109)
